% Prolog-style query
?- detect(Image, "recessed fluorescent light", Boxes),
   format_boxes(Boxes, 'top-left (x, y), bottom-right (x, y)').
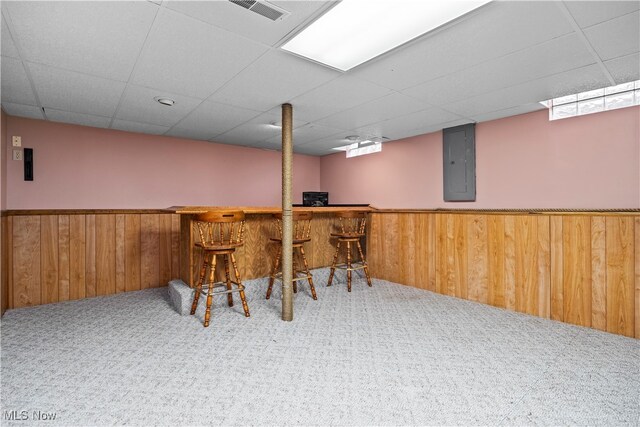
top-left (281, 0), bottom-right (491, 71)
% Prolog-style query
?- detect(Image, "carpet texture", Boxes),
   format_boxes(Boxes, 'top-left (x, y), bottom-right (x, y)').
top-left (1, 269), bottom-right (638, 426)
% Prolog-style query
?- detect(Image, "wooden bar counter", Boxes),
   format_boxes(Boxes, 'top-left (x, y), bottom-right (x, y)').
top-left (165, 206), bottom-right (372, 287)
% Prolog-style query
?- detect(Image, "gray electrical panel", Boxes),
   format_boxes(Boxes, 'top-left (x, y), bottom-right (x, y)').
top-left (443, 123), bottom-right (476, 202)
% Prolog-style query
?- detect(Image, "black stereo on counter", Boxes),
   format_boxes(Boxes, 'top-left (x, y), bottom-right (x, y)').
top-left (302, 192), bottom-right (328, 207)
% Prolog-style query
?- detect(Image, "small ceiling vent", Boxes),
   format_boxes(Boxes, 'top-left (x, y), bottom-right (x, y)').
top-left (229, 0), bottom-right (290, 21)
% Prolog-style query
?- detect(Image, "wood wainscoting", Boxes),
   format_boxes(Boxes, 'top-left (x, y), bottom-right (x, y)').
top-left (2, 212), bottom-right (181, 311)
top-left (367, 211), bottom-right (639, 338)
top-left (1, 210), bottom-right (349, 313)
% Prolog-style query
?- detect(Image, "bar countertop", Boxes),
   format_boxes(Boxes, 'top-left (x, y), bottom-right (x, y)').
top-left (165, 205), bottom-right (373, 214)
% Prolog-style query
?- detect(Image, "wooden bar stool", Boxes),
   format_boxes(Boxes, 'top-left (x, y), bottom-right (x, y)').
top-left (190, 211), bottom-right (250, 327)
top-left (327, 211), bottom-right (372, 292)
top-left (266, 211), bottom-right (317, 300)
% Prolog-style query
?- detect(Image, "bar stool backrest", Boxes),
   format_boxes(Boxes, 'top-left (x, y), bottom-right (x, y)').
top-left (195, 211), bottom-right (245, 247)
top-left (336, 211), bottom-right (367, 236)
top-left (272, 211), bottom-right (313, 240)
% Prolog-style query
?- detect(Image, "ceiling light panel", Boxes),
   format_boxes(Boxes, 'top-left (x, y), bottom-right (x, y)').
top-left (281, 0), bottom-right (491, 71)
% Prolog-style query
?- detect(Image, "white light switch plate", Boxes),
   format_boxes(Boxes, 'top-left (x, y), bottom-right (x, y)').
top-left (12, 136), bottom-right (21, 147)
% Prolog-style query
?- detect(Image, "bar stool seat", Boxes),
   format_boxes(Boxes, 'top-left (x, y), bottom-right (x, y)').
top-left (190, 211), bottom-right (250, 327)
top-left (266, 211), bottom-right (317, 300)
top-left (328, 211), bottom-right (372, 292)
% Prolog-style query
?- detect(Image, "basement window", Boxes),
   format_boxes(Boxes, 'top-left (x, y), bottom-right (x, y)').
top-left (541, 80), bottom-right (640, 120)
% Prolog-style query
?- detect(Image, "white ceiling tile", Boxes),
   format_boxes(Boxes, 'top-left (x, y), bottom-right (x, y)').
top-left (164, 127), bottom-right (216, 142)
top-left (1, 56), bottom-right (37, 105)
top-left (604, 53), bottom-right (640, 84)
top-left (111, 119), bottom-right (169, 136)
top-left (1, 14), bottom-right (19, 58)
top-left (4, 1), bottom-right (157, 81)
top-left (353, 107), bottom-right (465, 140)
top-left (115, 85), bottom-right (201, 127)
top-left (265, 123), bottom-right (345, 145)
top-left (132, 8), bottom-right (268, 99)
top-left (1, 102), bottom-right (44, 120)
top-left (471, 103), bottom-right (547, 123)
top-left (565, 1), bottom-right (639, 28)
top-left (315, 92), bottom-right (429, 130)
top-left (171, 101), bottom-right (262, 140)
top-left (583, 11), bottom-right (640, 61)
top-left (350, 1), bottom-right (574, 90)
top-left (45, 109), bottom-right (111, 129)
top-left (212, 111), bottom-right (306, 146)
top-left (293, 144), bottom-right (333, 156)
top-left (28, 62), bottom-right (125, 117)
top-left (444, 64), bottom-right (610, 118)
top-left (288, 75), bottom-right (392, 122)
top-left (164, 0), bottom-right (334, 47)
top-left (208, 49), bottom-right (340, 111)
top-left (405, 33), bottom-right (597, 106)
top-left (252, 140), bottom-right (283, 151)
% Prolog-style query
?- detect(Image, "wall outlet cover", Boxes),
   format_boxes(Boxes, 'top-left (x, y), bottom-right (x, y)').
top-left (12, 149), bottom-right (22, 161)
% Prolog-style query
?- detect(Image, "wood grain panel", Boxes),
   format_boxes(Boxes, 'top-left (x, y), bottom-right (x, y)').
top-left (562, 216), bottom-right (592, 327)
top-left (95, 215), bottom-right (116, 296)
top-left (487, 215), bottom-right (505, 308)
top-left (1, 217), bottom-right (8, 313)
top-left (171, 214), bottom-right (181, 280)
top-left (41, 215), bottom-right (59, 304)
top-left (159, 214), bottom-right (172, 285)
top-left (453, 214), bottom-right (467, 299)
top-left (179, 214), bottom-right (192, 285)
top-left (503, 216), bottom-right (516, 311)
top-left (243, 215), bottom-right (270, 280)
top-left (605, 217), bottom-right (634, 337)
top-left (635, 217), bottom-right (640, 339)
top-left (384, 213), bottom-right (401, 285)
top-left (514, 216), bottom-right (538, 315)
top-left (413, 213), bottom-right (431, 291)
top-left (85, 214), bottom-right (96, 298)
top-left (550, 216), bottom-right (563, 321)
top-left (467, 215), bottom-right (488, 304)
top-left (427, 214), bottom-right (436, 292)
top-left (537, 216), bottom-right (551, 319)
top-left (398, 214), bottom-right (414, 287)
top-left (58, 215), bottom-right (70, 302)
top-left (115, 215), bottom-right (125, 294)
top-left (125, 214), bottom-right (141, 292)
top-left (69, 215), bottom-right (86, 300)
top-left (367, 213), bottom-right (385, 280)
top-left (140, 214), bottom-right (160, 289)
top-left (7, 216), bottom-right (12, 310)
top-left (591, 216), bottom-right (607, 331)
top-left (12, 216), bottom-right (41, 308)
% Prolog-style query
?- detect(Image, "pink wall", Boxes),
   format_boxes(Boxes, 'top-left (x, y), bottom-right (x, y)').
top-left (4, 116), bottom-right (320, 209)
top-left (321, 107), bottom-right (640, 209)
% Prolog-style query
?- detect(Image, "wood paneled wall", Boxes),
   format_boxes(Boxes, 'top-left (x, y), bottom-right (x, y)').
top-left (3, 213), bottom-right (181, 310)
top-left (3, 212), bottom-right (342, 311)
top-left (367, 212), bottom-right (639, 338)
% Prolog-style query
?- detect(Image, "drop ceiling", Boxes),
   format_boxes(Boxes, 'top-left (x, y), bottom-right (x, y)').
top-left (1, 0), bottom-right (638, 156)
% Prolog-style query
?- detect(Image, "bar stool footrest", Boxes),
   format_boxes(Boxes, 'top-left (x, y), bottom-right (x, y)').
top-left (333, 262), bottom-right (368, 271)
top-left (198, 281), bottom-right (245, 295)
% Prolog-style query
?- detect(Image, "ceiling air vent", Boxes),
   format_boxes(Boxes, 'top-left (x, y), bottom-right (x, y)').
top-left (229, 0), bottom-right (290, 21)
